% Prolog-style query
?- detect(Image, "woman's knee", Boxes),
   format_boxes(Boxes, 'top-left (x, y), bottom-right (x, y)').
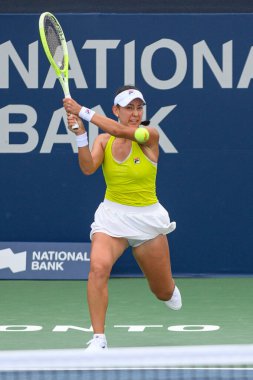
top-left (150, 285), bottom-right (174, 301)
top-left (88, 261), bottom-right (112, 283)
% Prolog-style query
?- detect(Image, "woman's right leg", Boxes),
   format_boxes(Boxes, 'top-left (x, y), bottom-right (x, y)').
top-left (87, 232), bottom-right (128, 333)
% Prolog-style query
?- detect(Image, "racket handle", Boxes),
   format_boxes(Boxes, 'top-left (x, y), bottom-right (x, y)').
top-left (65, 94), bottom-right (79, 130)
top-left (71, 123), bottom-right (79, 131)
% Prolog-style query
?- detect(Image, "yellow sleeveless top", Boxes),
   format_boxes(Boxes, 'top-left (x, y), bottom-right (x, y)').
top-left (102, 136), bottom-right (158, 206)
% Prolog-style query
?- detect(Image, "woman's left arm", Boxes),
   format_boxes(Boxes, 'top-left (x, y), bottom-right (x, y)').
top-left (63, 98), bottom-right (159, 146)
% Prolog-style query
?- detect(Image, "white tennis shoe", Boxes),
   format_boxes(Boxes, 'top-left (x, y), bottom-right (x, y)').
top-left (164, 286), bottom-right (182, 310)
top-left (86, 334), bottom-right (108, 352)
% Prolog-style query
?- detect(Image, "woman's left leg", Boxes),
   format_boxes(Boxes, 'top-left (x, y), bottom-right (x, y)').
top-left (133, 234), bottom-right (181, 308)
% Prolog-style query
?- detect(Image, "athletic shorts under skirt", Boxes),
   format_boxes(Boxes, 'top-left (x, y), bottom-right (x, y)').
top-left (90, 199), bottom-right (176, 247)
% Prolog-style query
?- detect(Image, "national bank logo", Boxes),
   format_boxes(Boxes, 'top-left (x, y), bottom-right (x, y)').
top-left (0, 248), bottom-right (27, 273)
top-left (0, 243), bottom-right (91, 279)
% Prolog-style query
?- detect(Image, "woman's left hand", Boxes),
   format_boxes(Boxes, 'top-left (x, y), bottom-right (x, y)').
top-left (63, 98), bottom-right (82, 116)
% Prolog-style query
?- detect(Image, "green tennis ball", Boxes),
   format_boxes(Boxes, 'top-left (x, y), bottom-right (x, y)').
top-left (134, 127), bottom-right (150, 143)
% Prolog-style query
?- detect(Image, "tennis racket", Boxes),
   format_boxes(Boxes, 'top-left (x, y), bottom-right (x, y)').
top-left (39, 12), bottom-right (78, 130)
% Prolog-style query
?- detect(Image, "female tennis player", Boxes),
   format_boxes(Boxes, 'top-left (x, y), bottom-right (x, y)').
top-left (63, 85), bottom-right (182, 351)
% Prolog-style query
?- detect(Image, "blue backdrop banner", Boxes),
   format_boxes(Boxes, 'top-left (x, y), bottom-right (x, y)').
top-left (0, 14), bottom-right (253, 276)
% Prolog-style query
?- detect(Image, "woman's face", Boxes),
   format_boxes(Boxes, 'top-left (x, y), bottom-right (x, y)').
top-left (114, 98), bottom-right (144, 127)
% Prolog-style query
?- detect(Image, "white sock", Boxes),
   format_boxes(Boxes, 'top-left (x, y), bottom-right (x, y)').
top-left (94, 334), bottom-right (106, 340)
top-left (165, 286), bottom-right (182, 310)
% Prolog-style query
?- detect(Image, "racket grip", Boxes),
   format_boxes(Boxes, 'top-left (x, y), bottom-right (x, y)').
top-left (65, 94), bottom-right (79, 130)
top-left (71, 123), bottom-right (79, 130)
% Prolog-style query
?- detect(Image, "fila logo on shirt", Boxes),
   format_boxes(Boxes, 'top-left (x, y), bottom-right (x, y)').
top-left (134, 157), bottom-right (140, 164)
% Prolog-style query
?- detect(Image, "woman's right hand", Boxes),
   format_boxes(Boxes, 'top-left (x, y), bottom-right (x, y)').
top-left (67, 114), bottom-right (85, 135)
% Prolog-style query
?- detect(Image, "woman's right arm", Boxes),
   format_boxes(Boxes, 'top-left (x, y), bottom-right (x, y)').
top-left (67, 114), bottom-right (108, 176)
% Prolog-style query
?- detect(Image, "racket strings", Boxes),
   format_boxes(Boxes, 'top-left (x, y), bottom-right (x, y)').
top-left (44, 16), bottom-right (64, 70)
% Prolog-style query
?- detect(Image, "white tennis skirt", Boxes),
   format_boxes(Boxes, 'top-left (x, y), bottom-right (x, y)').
top-left (90, 199), bottom-right (176, 247)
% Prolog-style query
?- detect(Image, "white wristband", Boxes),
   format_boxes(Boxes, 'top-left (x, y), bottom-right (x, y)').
top-left (79, 106), bottom-right (95, 122)
top-left (76, 132), bottom-right (88, 148)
